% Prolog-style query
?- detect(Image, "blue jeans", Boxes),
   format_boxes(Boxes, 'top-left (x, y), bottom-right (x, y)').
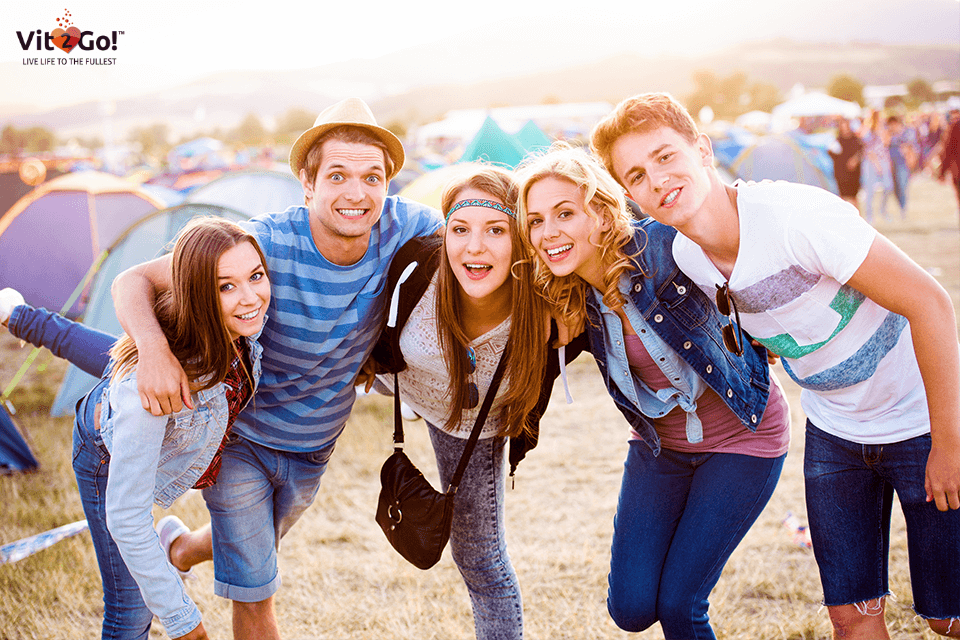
top-left (201, 434), bottom-right (333, 602)
top-left (804, 421), bottom-right (960, 619)
top-left (891, 160), bottom-right (910, 215)
top-left (861, 160), bottom-right (894, 223)
top-left (8, 304), bottom-right (114, 377)
top-left (607, 440), bottom-right (785, 640)
top-left (428, 423), bottom-right (523, 640)
top-left (72, 379), bottom-right (154, 640)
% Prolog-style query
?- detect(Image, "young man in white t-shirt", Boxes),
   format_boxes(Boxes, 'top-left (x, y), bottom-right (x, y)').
top-left (590, 92), bottom-right (960, 639)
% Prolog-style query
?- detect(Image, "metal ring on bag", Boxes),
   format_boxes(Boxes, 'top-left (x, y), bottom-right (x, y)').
top-left (388, 503), bottom-right (402, 524)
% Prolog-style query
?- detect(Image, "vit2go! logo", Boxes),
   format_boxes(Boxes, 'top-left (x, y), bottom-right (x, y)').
top-left (16, 9), bottom-right (123, 66)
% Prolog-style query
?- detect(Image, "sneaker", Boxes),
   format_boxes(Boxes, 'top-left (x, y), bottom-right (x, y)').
top-left (0, 288), bottom-right (24, 326)
top-left (156, 515), bottom-right (193, 579)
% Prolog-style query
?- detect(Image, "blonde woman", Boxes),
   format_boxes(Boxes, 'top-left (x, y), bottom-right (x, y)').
top-left (516, 145), bottom-right (789, 640)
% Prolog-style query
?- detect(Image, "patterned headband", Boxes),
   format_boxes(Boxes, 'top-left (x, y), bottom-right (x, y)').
top-left (445, 198), bottom-right (516, 221)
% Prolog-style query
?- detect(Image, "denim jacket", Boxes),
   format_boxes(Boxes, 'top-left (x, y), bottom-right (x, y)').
top-left (98, 332), bottom-right (263, 637)
top-left (585, 219), bottom-right (770, 456)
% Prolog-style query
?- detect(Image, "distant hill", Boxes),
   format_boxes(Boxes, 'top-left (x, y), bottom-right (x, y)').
top-left (370, 41), bottom-right (960, 127)
top-left (5, 40), bottom-right (958, 141)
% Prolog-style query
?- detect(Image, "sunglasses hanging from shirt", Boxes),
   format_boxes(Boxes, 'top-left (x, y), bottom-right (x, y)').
top-left (375, 352), bottom-right (507, 569)
top-left (715, 282), bottom-right (745, 356)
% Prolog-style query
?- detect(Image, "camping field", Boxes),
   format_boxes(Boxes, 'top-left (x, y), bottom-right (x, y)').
top-left (1, 174), bottom-right (958, 640)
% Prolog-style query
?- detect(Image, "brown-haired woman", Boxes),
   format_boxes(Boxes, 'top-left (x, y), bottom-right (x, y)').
top-left (12, 217), bottom-right (271, 640)
top-left (365, 164), bottom-right (580, 640)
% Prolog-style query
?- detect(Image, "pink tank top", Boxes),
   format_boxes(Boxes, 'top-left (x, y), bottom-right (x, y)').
top-left (624, 334), bottom-right (789, 457)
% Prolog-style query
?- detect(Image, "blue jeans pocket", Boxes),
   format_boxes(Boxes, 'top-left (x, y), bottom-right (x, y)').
top-left (303, 446), bottom-right (333, 467)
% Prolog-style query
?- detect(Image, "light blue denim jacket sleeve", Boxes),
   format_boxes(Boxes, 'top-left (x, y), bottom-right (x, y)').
top-left (594, 278), bottom-right (708, 443)
top-left (102, 373), bottom-right (202, 638)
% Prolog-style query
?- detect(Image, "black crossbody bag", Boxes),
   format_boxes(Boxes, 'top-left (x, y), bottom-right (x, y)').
top-left (375, 355), bottom-right (507, 570)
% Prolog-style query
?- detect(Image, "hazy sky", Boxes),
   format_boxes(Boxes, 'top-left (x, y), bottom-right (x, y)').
top-left (3, 0), bottom-right (958, 113)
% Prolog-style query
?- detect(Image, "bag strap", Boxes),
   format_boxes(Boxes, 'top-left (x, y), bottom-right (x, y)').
top-left (391, 353), bottom-right (508, 495)
top-left (448, 353), bottom-right (507, 493)
top-left (392, 373), bottom-right (404, 447)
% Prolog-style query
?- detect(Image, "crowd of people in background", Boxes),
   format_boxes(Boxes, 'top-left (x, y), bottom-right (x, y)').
top-left (830, 108), bottom-right (960, 222)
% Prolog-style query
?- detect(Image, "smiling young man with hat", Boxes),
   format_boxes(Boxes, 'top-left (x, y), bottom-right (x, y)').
top-left (112, 97), bottom-right (442, 639)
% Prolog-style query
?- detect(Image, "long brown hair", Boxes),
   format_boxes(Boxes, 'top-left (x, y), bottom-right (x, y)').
top-left (436, 164), bottom-right (548, 438)
top-left (515, 143), bottom-right (642, 332)
top-left (110, 217), bottom-right (269, 392)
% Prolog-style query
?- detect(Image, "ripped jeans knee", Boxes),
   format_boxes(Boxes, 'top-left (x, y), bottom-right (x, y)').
top-left (853, 596), bottom-right (886, 617)
top-left (926, 616), bottom-right (960, 637)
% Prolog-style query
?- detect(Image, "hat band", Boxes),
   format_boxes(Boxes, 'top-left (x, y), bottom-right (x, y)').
top-left (445, 199), bottom-right (516, 221)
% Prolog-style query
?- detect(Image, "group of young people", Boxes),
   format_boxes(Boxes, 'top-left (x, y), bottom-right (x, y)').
top-left (2, 92), bottom-right (958, 640)
top-left (831, 108), bottom-right (959, 223)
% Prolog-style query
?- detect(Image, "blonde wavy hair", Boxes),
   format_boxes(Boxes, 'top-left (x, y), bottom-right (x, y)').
top-left (436, 163), bottom-right (548, 438)
top-left (515, 143), bottom-right (644, 331)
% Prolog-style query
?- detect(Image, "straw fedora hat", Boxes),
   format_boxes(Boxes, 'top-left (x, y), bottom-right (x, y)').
top-left (289, 97), bottom-right (404, 180)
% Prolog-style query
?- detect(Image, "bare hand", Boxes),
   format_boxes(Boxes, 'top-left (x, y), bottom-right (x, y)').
top-left (173, 621), bottom-right (208, 640)
top-left (355, 356), bottom-right (378, 394)
top-left (136, 339), bottom-right (193, 415)
top-left (550, 313), bottom-right (584, 349)
top-left (925, 443), bottom-right (960, 511)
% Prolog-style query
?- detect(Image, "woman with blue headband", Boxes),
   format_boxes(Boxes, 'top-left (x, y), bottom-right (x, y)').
top-left (363, 164), bottom-right (580, 640)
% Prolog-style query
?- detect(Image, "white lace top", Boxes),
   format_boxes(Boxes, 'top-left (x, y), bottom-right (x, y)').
top-left (391, 274), bottom-right (511, 439)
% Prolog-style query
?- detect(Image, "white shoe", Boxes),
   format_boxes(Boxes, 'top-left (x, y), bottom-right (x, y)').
top-left (156, 515), bottom-right (193, 580)
top-left (0, 288), bottom-right (24, 326)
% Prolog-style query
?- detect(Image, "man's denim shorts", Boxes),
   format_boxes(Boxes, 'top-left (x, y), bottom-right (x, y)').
top-left (803, 420), bottom-right (959, 619)
top-left (201, 435), bottom-right (334, 603)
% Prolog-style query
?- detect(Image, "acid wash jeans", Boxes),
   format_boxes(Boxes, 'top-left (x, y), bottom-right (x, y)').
top-left (428, 422), bottom-right (523, 640)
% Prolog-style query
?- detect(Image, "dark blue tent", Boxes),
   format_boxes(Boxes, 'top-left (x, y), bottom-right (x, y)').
top-left (0, 407), bottom-right (38, 474)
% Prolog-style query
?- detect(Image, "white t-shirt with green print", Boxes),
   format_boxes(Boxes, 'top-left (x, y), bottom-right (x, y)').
top-left (673, 180), bottom-right (928, 445)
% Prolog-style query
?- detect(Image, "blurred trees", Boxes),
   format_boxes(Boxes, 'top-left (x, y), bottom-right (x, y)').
top-left (73, 135), bottom-right (103, 150)
top-left (129, 123), bottom-right (169, 158)
top-left (827, 74), bottom-right (864, 105)
top-left (686, 71), bottom-right (782, 119)
top-left (230, 113), bottom-right (268, 145)
top-left (1, 124), bottom-right (56, 155)
top-left (275, 107), bottom-right (316, 143)
top-left (906, 78), bottom-right (936, 107)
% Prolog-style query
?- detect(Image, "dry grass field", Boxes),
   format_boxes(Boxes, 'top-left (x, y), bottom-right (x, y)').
top-left (1, 174), bottom-right (958, 639)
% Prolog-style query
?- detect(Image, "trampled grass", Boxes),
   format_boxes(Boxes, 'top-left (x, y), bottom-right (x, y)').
top-left (1, 175), bottom-right (957, 639)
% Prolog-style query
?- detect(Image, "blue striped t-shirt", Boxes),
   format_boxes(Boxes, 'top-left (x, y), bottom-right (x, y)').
top-left (238, 197), bottom-right (442, 451)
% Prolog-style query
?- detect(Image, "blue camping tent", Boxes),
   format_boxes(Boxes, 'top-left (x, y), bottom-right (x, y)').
top-left (50, 203), bottom-right (249, 416)
top-left (728, 133), bottom-right (838, 194)
top-left (185, 168), bottom-right (303, 216)
top-left (0, 407), bottom-right (38, 474)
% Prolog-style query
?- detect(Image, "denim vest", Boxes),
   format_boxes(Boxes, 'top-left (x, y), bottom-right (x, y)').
top-left (585, 219), bottom-right (770, 456)
top-left (99, 333), bottom-right (263, 508)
